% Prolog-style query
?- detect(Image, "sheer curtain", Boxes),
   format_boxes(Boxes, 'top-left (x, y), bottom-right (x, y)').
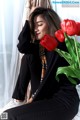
top-left (0, 0), bottom-right (25, 109)
top-left (0, 0), bottom-right (54, 110)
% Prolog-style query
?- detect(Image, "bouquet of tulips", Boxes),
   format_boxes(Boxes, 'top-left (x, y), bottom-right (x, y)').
top-left (40, 19), bottom-right (80, 85)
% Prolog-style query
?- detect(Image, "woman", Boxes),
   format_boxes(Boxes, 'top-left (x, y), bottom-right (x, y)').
top-left (12, 0), bottom-right (52, 103)
top-left (2, 7), bottom-right (79, 120)
top-left (0, 1), bottom-right (52, 112)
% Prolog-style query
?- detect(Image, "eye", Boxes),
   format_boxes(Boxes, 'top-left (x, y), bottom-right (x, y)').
top-left (38, 23), bottom-right (43, 26)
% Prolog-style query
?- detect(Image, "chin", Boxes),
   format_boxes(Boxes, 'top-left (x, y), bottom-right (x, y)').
top-left (36, 35), bottom-right (43, 40)
top-left (36, 37), bottom-right (41, 40)
top-left (38, 36), bottom-right (44, 40)
top-left (36, 39), bottom-right (40, 41)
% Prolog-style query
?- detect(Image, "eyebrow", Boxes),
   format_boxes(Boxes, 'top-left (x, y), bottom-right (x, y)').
top-left (35, 21), bottom-right (43, 24)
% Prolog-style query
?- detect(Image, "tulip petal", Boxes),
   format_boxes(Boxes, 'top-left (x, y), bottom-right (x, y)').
top-left (40, 34), bottom-right (58, 51)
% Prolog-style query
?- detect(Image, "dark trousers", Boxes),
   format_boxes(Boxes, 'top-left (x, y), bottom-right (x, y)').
top-left (4, 96), bottom-right (78, 120)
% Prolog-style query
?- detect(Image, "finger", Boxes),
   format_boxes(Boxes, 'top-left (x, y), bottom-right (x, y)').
top-left (27, 97), bottom-right (33, 103)
top-left (36, 0), bottom-right (40, 7)
top-left (36, 0), bottom-right (39, 6)
top-left (33, 0), bottom-right (36, 7)
top-left (39, 0), bottom-right (42, 7)
top-left (37, 0), bottom-right (39, 6)
top-left (28, 0), bottom-right (32, 9)
top-left (48, 0), bottom-right (52, 8)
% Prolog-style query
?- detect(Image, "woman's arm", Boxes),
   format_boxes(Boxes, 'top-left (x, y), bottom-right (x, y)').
top-left (17, 1), bottom-right (39, 54)
top-left (17, 20), bottom-right (36, 54)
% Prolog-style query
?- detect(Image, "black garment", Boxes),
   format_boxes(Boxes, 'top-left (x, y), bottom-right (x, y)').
top-left (12, 54), bottom-right (31, 100)
top-left (4, 20), bottom-right (79, 120)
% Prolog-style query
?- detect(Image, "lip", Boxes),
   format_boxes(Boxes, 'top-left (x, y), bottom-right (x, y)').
top-left (36, 33), bottom-right (40, 36)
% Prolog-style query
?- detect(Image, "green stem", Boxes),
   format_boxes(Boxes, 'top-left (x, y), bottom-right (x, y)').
top-left (74, 36), bottom-right (80, 68)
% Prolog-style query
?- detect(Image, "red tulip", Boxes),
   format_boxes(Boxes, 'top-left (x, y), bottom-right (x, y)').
top-left (61, 19), bottom-right (78, 36)
top-left (55, 29), bottom-right (65, 42)
top-left (40, 34), bottom-right (58, 51)
top-left (76, 22), bottom-right (80, 35)
top-left (60, 19), bottom-right (68, 32)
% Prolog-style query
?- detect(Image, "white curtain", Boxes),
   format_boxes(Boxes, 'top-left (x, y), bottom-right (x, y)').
top-left (0, 0), bottom-right (25, 109)
top-left (0, 0), bottom-right (53, 109)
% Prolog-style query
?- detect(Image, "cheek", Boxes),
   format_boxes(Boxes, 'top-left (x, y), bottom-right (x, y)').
top-left (42, 25), bottom-right (49, 34)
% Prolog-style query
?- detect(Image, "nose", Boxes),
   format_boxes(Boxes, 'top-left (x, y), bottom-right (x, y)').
top-left (34, 27), bottom-right (39, 33)
top-left (34, 26), bottom-right (38, 32)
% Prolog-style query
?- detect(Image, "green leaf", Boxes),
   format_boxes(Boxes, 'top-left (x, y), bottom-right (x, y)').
top-left (74, 38), bottom-right (80, 68)
top-left (64, 33), bottom-right (77, 62)
top-left (56, 66), bottom-right (80, 78)
top-left (68, 77), bottom-right (77, 85)
top-left (56, 66), bottom-right (80, 85)
top-left (55, 33), bottom-right (80, 85)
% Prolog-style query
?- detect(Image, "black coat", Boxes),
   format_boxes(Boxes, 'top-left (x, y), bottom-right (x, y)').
top-left (6, 20), bottom-right (79, 120)
top-left (17, 20), bottom-right (79, 101)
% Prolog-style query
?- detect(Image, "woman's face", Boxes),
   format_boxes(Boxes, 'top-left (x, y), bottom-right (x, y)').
top-left (34, 15), bottom-right (49, 40)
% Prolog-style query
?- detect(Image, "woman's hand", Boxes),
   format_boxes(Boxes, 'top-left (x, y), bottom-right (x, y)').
top-left (25, 97), bottom-right (33, 104)
top-left (30, 6), bottom-right (38, 15)
top-left (30, 0), bottom-right (42, 15)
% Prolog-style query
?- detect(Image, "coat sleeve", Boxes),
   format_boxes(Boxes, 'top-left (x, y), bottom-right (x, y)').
top-left (17, 20), bottom-right (35, 54)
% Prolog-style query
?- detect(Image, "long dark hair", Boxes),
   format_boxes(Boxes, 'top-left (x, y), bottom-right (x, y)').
top-left (29, 7), bottom-right (61, 40)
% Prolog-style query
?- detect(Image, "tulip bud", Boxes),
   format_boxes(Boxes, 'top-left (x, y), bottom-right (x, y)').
top-left (40, 34), bottom-right (58, 51)
top-left (55, 29), bottom-right (65, 42)
top-left (61, 19), bottom-right (78, 36)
